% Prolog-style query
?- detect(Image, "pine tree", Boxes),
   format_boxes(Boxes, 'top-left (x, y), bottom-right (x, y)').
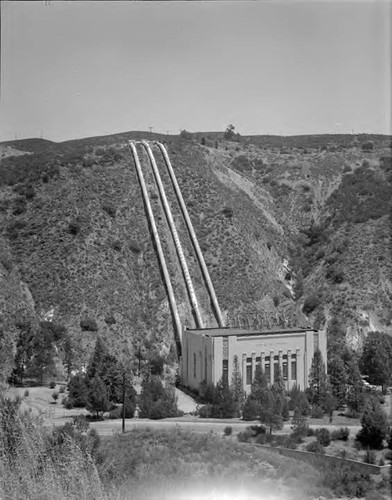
top-left (250, 365), bottom-right (268, 402)
top-left (63, 335), bottom-right (74, 380)
top-left (271, 364), bottom-right (285, 396)
top-left (259, 388), bottom-right (282, 433)
top-left (86, 377), bottom-right (110, 419)
top-left (291, 406), bottom-right (309, 441)
top-left (230, 355), bottom-right (244, 416)
top-left (211, 378), bottom-right (237, 419)
top-left (356, 397), bottom-right (388, 449)
top-left (346, 360), bottom-right (365, 415)
top-left (307, 349), bottom-right (328, 407)
top-left (87, 337), bottom-right (108, 380)
top-left (242, 395), bottom-right (259, 421)
top-left (360, 332), bottom-right (392, 392)
top-left (328, 354), bottom-right (348, 407)
top-left (67, 372), bottom-right (89, 408)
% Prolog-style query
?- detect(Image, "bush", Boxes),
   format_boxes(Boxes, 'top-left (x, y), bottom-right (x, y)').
top-left (49, 381), bottom-right (56, 389)
top-left (242, 397), bottom-right (259, 420)
top-left (68, 222), bottom-right (80, 235)
top-left (316, 428), bottom-right (331, 447)
top-left (80, 317), bottom-right (98, 332)
top-left (311, 406), bottom-right (324, 418)
top-left (237, 430), bottom-right (252, 443)
top-left (302, 295), bottom-right (321, 315)
top-left (361, 141), bottom-right (374, 152)
top-left (23, 389), bottom-right (29, 397)
top-left (59, 385), bottom-right (65, 394)
top-left (104, 313), bottom-right (116, 325)
top-left (221, 206), bottom-right (234, 218)
top-left (52, 392), bottom-right (59, 403)
top-left (363, 449), bottom-right (377, 464)
top-left (102, 203), bottom-right (116, 218)
top-left (331, 427), bottom-right (350, 441)
top-left (224, 426), bottom-right (233, 436)
top-left (306, 441), bottom-right (325, 454)
top-left (307, 427), bottom-right (314, 437)
top-left (198, 405), bottom-right (212, 418)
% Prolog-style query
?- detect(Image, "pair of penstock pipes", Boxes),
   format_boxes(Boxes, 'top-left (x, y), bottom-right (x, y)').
top-left (128, 140), bottom-right (224, 355)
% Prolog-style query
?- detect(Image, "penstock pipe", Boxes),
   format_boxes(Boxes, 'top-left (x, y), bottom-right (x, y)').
top-left (128, 141), bottom-right (183, 354)
top-left (140, 140), bottom-right (203, 329)
top-left (155, 141), bottom-right (225, 328)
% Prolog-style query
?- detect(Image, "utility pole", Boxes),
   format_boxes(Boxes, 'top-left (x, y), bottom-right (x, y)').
top-left (122, 368), bottom-right (126, 433)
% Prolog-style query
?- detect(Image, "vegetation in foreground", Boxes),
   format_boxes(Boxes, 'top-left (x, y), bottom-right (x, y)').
top-left (3, 390), bottom-right (389, 500)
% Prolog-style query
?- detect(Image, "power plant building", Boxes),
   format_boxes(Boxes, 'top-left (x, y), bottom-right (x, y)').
top-left (181, 327), bottom-right (327, 393)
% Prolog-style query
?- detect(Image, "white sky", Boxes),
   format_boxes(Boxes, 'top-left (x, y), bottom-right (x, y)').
top-left (0, 0), bottom-right (391, 142)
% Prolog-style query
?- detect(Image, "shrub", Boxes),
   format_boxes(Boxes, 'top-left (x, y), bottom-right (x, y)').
top-left (221, 206), bottom-right (234, 218)
top-left (306, 441), bottom-right (325, 454)
top-left (112, 239), bottom-right (122, 252)
top-left (23, 389), bottom-right (29, 397)
top-left (302, 295), bottom-right (320, 315)
top-left (129, 240), bottom-right (142, 254)
top-left (80, 317), bottom-right (98, 332)
top-left (197, 404), bottom-right (211, 418)
top-left (242, 397), bottom-right (259, 421)
top-left (49, 381), bottom-right (56, 389)
top-left (224, 426), bottom-right (233, 436)
top-left (104, 313), bottom-right (116, 325)
top-left (68, 222), bottom-right (80, 235)
top-left (59, 385), bottom-right (65, 394)
top-left (52, 392), bottom-right (59, 403)
top-left (363, 449), bottom-right (377, 464)
top-left (307, 427), bottom-right (314, 437)
top-left (237, 430), bottom-right (252, 443)
top-left (311, 406), bottom-right (324, 418)
top-left (331, 427), bottom-right (350, 441)
top-left (361, 141), bottom-right (374, 152)
top-left (316, 428), bottom-right (331, 447)
top-left (102, 203), bottom-right (116, 218)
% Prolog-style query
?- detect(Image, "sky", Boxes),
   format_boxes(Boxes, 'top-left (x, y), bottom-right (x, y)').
top-left (0, 0), bottom-right (391, 142)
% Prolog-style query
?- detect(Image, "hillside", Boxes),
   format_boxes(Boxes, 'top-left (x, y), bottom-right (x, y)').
top-left (0, 132), bottom-right (391, 371)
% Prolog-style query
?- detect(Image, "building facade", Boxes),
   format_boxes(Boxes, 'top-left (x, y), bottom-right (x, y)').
top-left (181, 327), bottom-right (327, 394)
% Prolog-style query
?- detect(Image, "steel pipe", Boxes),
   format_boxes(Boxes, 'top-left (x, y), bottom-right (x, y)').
top-left (128, 141), bottom-right (182, 353)
top-left (155, 142), bottom-right (225, 328)
top-left (140, 140), bottom-right (203, 329)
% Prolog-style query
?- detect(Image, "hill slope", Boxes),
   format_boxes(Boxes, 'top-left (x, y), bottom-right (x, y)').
top-left (0, 133), bottom-right (391, 370)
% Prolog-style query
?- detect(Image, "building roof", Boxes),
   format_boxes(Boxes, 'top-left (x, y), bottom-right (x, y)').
top-left (185, 326), bottom-right (317, 338)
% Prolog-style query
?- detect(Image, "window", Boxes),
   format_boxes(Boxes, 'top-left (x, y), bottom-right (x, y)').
top-left (264, 356), bottom-right (270, 383)
top-left (246, 357), bottom-right (252, 385)
top-left (204, 347), bottom-right (207, 381)
top-left (282, 354), bottom-right (288, 380)
top-left (291, 354), bottom-right (297, 381)
top-left (222, 359), bottom-right (228, 384)
top-left (193, 353), bottom-right (196, 378)
top-left (274, 361), bottom-right (280, 380)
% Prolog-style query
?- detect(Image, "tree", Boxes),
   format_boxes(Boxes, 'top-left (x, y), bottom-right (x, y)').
top-left (211, 378), bottom-right (237, 419)
top-left (321, 386), bottom-right (337, 423)
top-left (242, 396), bottom-right (259, 421)
top-left (307, 349), bottom-right (328, 407)
top-left (346, 360), bottom-right (365, 415)
top-left (62, 334), bottom-right (74, 380)
top-left (360, 332), bottom-right (392, 392)
top-left (67, 372), bottom-right (89, 408)
top-left (328, 354), bottom-right (348, 407)
top-left (356, 397), bottom-right (388, 449)
top-left (139, 375), bottom-right (178, 419)
top-left (250, 365), bottom-right (268, 402)
top-left (288, 384), bottom-right (310, 416)
top-left (271, 365), bottom-right (285, 396)
top-left (291, 406), bottom-right (309, 442)
top-left (259, 388), bottom-right (283, 433)
top-left (230, 355), bottom-right (244, 416)
top-left (224, 124), bottom-right (235, 141)
top-left (86, 377), bottom-right (110, 419)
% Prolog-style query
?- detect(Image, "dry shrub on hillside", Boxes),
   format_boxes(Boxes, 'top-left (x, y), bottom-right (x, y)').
top-left (0, 395), bottom-right (105, 500)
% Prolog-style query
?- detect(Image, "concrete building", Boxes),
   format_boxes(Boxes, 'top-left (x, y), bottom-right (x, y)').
top-left (181, 326), bottom-right (327, 394)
